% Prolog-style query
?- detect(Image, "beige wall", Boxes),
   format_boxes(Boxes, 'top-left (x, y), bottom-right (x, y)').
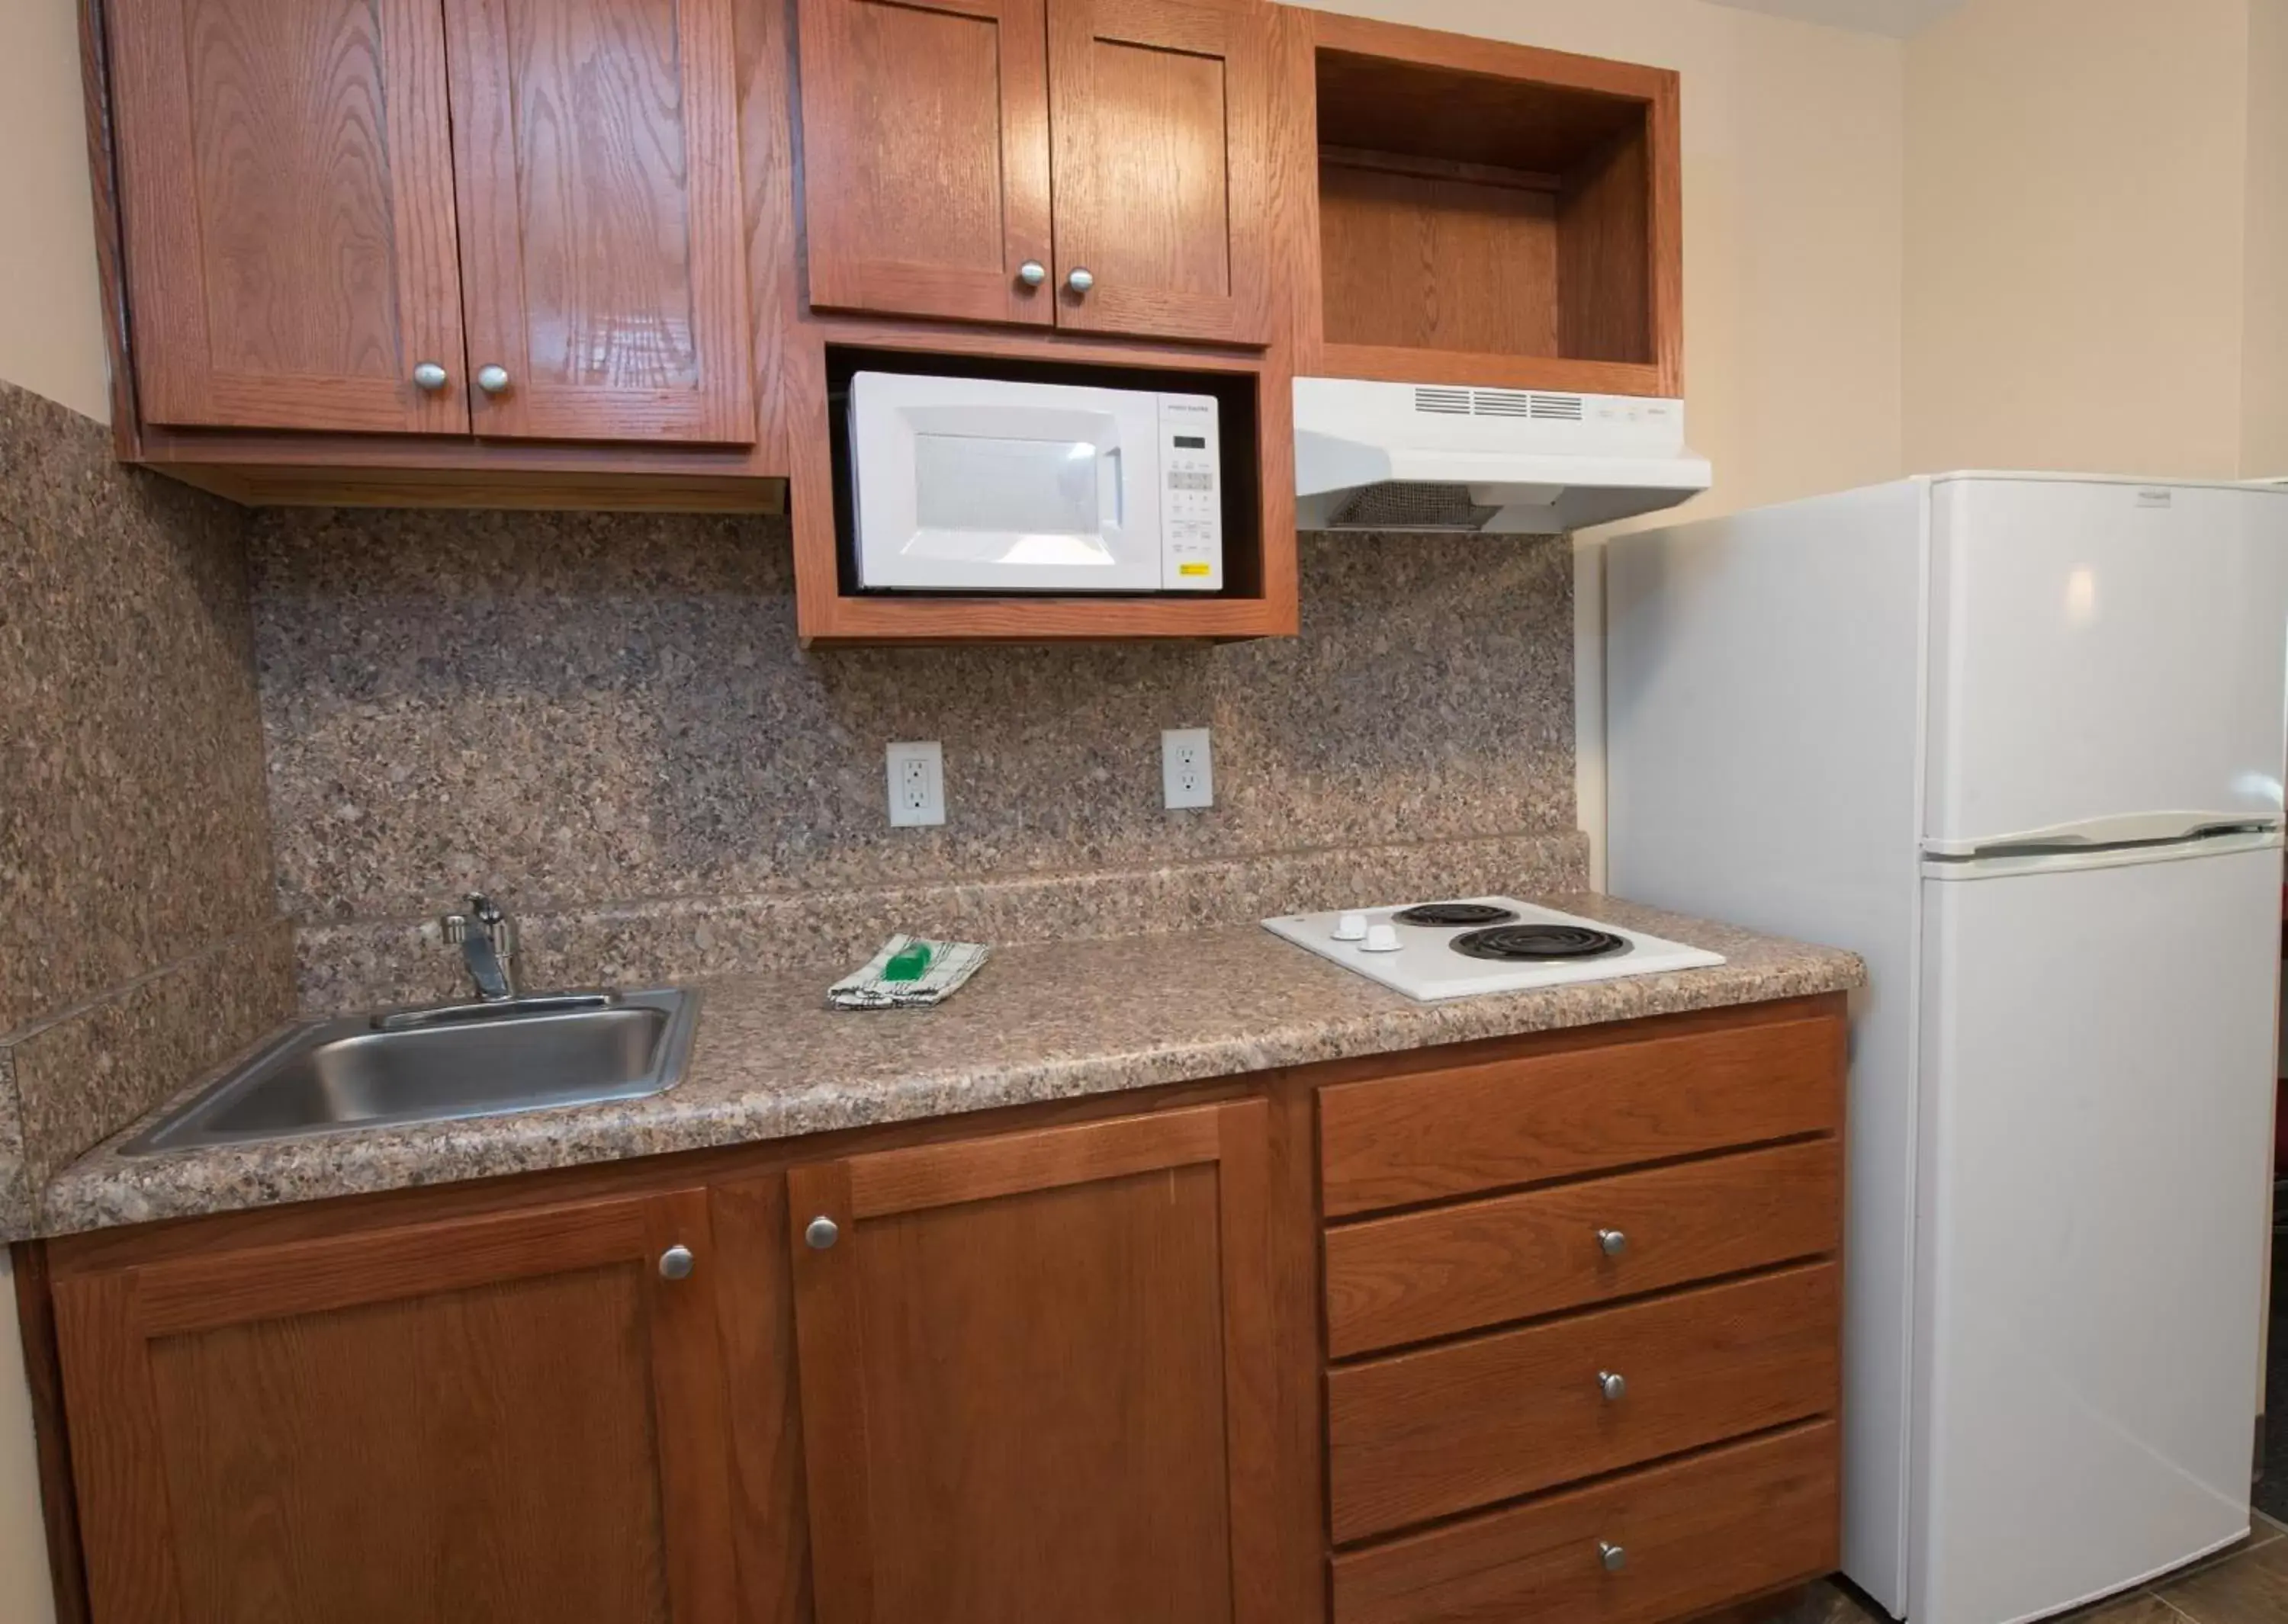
top-left (2243, 0), bottom-right (2288, 476)
top-left (0, 1261), bottom-right (54, 1624)
top-left (0, 0), bottom-right (108, 422)
top-left (1903, 0), bottom-right (2257, 477)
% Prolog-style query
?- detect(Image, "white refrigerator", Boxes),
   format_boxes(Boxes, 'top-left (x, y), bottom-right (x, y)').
top-left (1604, 474), bottom-right (2288, 1624)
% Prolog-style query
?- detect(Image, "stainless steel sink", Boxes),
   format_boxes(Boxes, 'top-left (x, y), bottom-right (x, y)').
top-left (123, 988), bottom-right (700, 1155)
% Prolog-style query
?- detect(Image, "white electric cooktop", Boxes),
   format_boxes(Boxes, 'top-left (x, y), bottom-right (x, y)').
top-left (1262, 895), bottom-right (1724, 1002)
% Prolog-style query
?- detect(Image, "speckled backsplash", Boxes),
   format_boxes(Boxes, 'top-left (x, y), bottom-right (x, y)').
top-left (250, 509), bottom-right (1588, 1009)
top-left (0, 379), bottom-right (294, 1234)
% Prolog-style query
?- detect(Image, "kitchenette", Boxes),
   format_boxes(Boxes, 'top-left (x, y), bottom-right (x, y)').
top-left (3, 3), bottom-right (2286, 1624)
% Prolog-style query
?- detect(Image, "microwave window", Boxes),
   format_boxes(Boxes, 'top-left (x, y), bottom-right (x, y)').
top-left (915, 435), bottom-right (1101, 538)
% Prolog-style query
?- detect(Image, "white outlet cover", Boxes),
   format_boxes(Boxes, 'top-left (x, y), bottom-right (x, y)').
top-left (885, 741), bottom-right (944, 827)
top-left (1161, 727), bottom-right (1213, 810)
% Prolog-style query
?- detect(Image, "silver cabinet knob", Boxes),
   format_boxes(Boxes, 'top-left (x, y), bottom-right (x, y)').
top-left (475, 364), bottom-right (512, 394)
top-left (1017, 260), bottom-right (1048, 287)
top-left (1598, 1369), bottom-right (1627, 1402)
top-left (1065, 266), bottom-right (1095, 294)
top-left (657, 1244), bottom-right (695, 1281)
top-left (805, 1215), bottom-right (840, 1250)
top-left (1599, 1541), bottom-right (1627, 1574)
top-left (1597, 1228), bottom-right (1629, 1257)
top-left (412, 361), bottom-right (449, 391)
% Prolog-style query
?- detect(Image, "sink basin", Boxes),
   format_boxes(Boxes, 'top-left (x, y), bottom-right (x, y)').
top-left (123, 988), bottom-right (700, 1155)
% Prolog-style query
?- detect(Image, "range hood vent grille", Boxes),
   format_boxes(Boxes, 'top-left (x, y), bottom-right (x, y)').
top-left (1324, 482), bottom-right (1502, 532)
top-left (1412, 387), bottom-right (1472, 415)
top-left (1412, 386), bottom-right (1589, 422)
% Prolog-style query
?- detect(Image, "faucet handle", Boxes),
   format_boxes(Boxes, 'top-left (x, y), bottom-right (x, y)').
top-left (466, 892), bottom-right (505, 926)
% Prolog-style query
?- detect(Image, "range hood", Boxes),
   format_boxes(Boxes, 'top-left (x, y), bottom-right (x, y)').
top-left (1295, 377), bottom-right (1711, 534)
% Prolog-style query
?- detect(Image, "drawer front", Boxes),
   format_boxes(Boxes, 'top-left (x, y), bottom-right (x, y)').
top-left (1327, 1264), bottom-right (1838, 1542)
top-left (1332, 1420), bottom-right (1840, 1624)
top-left (1325, 1140), bottom-right (1840, 1357)
top-left (1318, 1011), bottom-right (1843, 1218)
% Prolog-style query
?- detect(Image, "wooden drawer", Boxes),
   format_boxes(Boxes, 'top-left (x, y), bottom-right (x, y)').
top-left (1326, 1263), bottom-right (1837, 1542)
top-left (1324, 1139), bottom-right (1840, 1357)
top-left (1318, 1009), bottom-right (1843, 1218)
top-left (1331, 1420), bottom-right (1840, 1624)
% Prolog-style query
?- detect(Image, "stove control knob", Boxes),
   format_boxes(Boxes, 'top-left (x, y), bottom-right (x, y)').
top-left (1332, 911), bottom-right (1368, 942)
top-left (1362, 923), bottom-right (1403, 953)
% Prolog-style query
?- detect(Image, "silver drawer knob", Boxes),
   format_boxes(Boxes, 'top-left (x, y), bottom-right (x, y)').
top-left (657, 1244), bottom-right (695, 1281)
top-left (1599, 1540), bottom-right (1627, 1574)
top-left (1597, 1369), bottom-right (1627, 1401)
top-left (412, 361), bottom-right (448, 390)
top-left (476, 364), bottom-right (512, 394)
top-left (805, 1215), bottom-right (840, 1250)
top-left (1065, 266), bottom-right (1095, 294)
top-left (1017, 260), bottom-right (1048, 287)
top-left (1597, 1227), bottom-right (1629, 1257)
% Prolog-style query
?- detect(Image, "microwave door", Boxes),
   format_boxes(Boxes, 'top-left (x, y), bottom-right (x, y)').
top-left (850, 376), bottom-right (1165, 592)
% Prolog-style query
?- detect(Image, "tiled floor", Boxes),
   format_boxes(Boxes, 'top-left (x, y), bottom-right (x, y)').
top-left (1766, 1511), bottom-right (2288, 1624)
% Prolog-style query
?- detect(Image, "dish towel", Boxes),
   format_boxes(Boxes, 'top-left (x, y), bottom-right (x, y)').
top-left (827, 934), bottom-right (991, 1009)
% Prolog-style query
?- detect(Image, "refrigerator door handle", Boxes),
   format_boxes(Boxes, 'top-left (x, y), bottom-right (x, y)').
top-left (1923, 823), bottom-right (2283, 880)
top-left (1922, 810), bottom-right (2283, 859)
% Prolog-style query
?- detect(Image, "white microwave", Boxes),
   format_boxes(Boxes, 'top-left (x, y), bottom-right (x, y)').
top-left (849, 371), bottom-right (1224, 592)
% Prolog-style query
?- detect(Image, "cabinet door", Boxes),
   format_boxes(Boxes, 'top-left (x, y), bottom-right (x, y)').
top-left (442, 0), bottom-right (754, 441)
top-left (789, 1101), bottom-right (1278, 1624)
top-left (53, 1191), bottom-right (739, 1624)
top-left (103, 0), bottom-right (469, 433)
top-left (1046, 0), bottom-right (1273, 343)
top-left (795, 0), bottom-right (1054, 326)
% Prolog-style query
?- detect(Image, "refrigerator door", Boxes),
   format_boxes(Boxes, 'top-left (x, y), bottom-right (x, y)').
top-left (1923, 478), bottom-right (2288, 852)
top-left (1912, 842), bottom-right (2279, 1624)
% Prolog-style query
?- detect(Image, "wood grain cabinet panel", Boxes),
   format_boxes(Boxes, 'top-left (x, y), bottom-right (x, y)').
top-left (786, 1101), bottom-right (1281, 1624)
top-left (443, 0), bottom-right (753, 441)
top-left (50, 1190), bottom-right (741, 1624)
top-left (102, 0), bottom-right (469, 433)
top-left (1318, 1009), bottom-right (1846, 1218)
top-left (1331, 1421), bottom-right (1842, 1624)
top-left (1323, 1138), bottom-right (1842, 1358)
top-left (796, 0), bottom-right (1054, 326)
top-left (1326, 1263), bottom-right (1840, 1542)
top-left (1047, 0), bottom-right (1273, 343)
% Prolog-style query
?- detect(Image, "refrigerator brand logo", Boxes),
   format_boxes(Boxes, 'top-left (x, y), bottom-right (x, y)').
top-left (2136, 488), bottom-right (2174, 508)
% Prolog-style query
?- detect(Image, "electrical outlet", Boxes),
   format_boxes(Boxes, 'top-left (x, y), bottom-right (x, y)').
top-left (1162, 727), bottom-right (1213, 810)
top-left (885, 741), bottom-right (945, 827)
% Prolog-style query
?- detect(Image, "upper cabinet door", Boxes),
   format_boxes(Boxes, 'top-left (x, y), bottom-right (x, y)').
top-left (442, 0), bottom-right (754, 442)
top-left (1046, 0), bottom-right (1272, 345)
top-left (104, 0), bottom-right (470, 433)
top-left (796, 0), bottom-right (1055, 327)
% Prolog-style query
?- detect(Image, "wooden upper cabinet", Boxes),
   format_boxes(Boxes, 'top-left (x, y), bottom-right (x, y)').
top-left (796, 0), bottom-right (1055, 326)
top-left (51, 1190), bottom-right (741, 1624)
top-left (103, 0), bottom-right (469, 434)
top-left (1046, 0), bottom-right (1272, 344)
top-left (442, 0), bottom-right (753, 441)
top-left (100, 0), bottom-right (752, 444)
top-left (794, 0), bottom-right (1272, 344)
top-left (786, 1101), bottom-right (1281, 1624)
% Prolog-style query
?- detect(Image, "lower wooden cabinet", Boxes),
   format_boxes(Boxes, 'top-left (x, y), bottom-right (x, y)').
top-left (49, 1189), bottom-right (740, 1624)
top-left (27, 994), bottom-right (1848, 1624)
top-left (784, 1099), bottom-right (1280, 1624)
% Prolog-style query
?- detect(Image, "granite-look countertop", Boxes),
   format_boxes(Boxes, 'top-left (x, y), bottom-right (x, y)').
top-left (38, 894), bottom-right (1863, 1237)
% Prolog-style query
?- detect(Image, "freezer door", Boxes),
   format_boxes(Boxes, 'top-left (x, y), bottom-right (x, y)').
top-left (1924, 479), bottom-right (2288, 850)
top-left (1912, 844), bottom-right (2279, 1624)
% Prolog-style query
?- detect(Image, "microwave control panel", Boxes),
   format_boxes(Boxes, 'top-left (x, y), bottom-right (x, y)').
top-left (1157, 394), bottom-right (1223, 591)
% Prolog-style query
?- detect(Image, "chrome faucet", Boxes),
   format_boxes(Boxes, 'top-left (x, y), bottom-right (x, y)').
top-left (442, 894), bottom-right (519, 1002)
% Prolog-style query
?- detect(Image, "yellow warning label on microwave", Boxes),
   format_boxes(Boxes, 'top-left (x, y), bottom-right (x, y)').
top-left (1178, 562), bottom-right (1212, 577)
